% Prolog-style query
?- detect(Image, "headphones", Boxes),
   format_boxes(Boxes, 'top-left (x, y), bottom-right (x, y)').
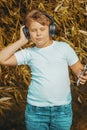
top-left (23, 11), bottom-right (56, 39)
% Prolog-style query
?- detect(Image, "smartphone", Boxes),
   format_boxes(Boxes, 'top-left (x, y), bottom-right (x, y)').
top-left (77, 65), bottom-right (87, 86)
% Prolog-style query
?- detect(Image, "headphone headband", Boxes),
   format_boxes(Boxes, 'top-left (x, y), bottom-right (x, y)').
top-left (41, 11), bottom-right (54, 24)
top-left (40, 11), bottom-right (56, 37)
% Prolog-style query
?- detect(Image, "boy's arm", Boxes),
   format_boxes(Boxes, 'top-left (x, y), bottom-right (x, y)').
top-left (0, 26), bottom-right (28, 66)
top-left (70, 61), bottom-right (87, 85)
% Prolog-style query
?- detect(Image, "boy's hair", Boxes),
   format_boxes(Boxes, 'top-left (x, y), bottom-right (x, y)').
top-left (25, 9), bottom-right (51, 27)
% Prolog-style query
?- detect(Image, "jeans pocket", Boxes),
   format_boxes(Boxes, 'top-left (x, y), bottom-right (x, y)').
top-left (25, 104), bottom-right (30, 113)
top-left (64, 103), bottom-right (73, 117)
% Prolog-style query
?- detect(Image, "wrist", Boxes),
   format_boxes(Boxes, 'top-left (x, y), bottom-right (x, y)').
top-left (18, 38), bottom-right (28, 46)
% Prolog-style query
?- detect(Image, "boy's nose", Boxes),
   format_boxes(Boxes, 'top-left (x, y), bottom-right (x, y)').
top-left (36, 30), bottom-right (41, 36)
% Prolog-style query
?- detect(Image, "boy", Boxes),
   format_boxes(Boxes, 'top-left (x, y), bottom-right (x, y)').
top-left (0, 9), bottom-right (87, 130)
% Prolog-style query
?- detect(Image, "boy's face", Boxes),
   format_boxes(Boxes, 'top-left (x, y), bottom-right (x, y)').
top-left (29, 21), bottom-right (50, 48)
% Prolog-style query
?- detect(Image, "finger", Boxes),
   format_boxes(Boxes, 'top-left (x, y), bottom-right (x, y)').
top-left (84, 71), bottom-right (87, 74)
top-left (80, 75), bottom-right (87, 80)
top-left (80, 80), bottom-right (86, 85)
top-left (79, 77), bottom-right (86, 84)
top-left (20, 25), bottom-right (25, 31)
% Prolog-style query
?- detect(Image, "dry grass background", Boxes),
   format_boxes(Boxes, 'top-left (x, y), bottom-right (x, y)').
top-left (0, 0), bottom-right (87, 130)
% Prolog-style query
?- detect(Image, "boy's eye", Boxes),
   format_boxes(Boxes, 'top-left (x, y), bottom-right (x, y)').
top-left (30, 28), bottom-right (46, 32)
top-left (31, 29), bottom-right (36, 32)
top-left (40, 28), bottom-right (46, 31)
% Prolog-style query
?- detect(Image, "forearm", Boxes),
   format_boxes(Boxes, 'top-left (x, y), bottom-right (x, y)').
top-left (70, 61), bottom-right (83, 77)
top-left (0, 39), bottom-right (27, 64)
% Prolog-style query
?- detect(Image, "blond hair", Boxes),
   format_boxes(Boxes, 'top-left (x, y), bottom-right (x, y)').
top-left (25, 9), bottom-right (51, 27)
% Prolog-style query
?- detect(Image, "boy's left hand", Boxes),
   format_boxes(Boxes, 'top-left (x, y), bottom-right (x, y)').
top-left (79, 71), bottom-right (87, 85)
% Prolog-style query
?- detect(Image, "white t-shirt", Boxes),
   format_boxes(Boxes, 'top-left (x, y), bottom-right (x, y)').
top-left (14, 41), bottom-right (79, 106)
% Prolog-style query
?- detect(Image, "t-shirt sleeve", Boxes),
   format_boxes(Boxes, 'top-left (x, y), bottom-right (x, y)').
top-left (14, 48), bottom-right (31, 65)
top-left (64, 43), bottom-right (79, 66)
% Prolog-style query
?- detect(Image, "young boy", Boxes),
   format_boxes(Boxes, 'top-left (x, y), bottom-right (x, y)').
top-left (0, 9), bottom-right (87, 130)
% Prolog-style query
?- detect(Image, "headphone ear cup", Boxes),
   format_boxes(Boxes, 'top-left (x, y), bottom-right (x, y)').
top-left (49, 24), bottom-right (56, 37)
top-left (23, 26), bottom-right (30, 39)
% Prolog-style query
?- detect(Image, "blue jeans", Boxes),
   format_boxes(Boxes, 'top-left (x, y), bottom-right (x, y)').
top-left (25, 103), bottom-right (72, 130)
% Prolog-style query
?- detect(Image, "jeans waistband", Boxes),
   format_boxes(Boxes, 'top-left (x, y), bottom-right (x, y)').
top-left (26, 103), bottom-right (71, 111)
